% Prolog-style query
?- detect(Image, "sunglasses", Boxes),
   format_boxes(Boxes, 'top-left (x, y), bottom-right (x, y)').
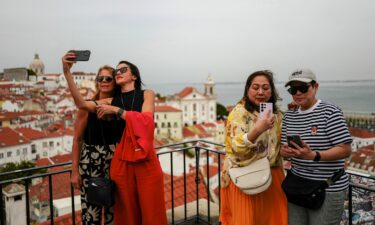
top-left (287, 84), bottom-right (310, 95)
top-left (96, 76), bottom-right (113, 83)
top-left (114, 67), bottom-right (128, 75)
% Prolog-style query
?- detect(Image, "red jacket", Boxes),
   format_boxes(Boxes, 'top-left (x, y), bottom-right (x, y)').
top-left (115, 111), bottom-right (155, 162)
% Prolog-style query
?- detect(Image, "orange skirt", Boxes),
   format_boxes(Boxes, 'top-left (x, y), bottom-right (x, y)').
top-left (220, 166), bottom-right (288, 225)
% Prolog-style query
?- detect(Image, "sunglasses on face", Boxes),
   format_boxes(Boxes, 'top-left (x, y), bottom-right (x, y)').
top-left (96, 76), bottom-right (113, 83)
top-left (287, 84), bottom-right (310, 95)
top-left (114, 67), bottom-right (128, 75)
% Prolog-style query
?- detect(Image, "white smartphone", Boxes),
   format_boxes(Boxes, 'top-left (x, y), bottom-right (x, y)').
top-left (259, 102), bottom-right (273, 118)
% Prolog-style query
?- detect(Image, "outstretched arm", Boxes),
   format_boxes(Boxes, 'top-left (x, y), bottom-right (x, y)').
top-left (62, 52), bottom-right (99, 112)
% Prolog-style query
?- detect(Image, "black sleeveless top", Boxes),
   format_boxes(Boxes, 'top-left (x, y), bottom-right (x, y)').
top-left (83, 112), bottom-right (118, 145)
top-left (111, 89), bottom-right (144, 143)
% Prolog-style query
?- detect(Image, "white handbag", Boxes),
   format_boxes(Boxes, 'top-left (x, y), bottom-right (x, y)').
top-left (228, 157), bottom-right (272, 195)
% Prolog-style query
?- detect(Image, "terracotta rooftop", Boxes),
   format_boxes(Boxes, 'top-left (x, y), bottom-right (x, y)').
top-left (0, 127), bottom-right (30, 148)
top-left (178, 87), bottom-right (194, 98)
top-left (155, 106), bottom-right (181, 112)
top-left (163, 172), bottom-right (208, 210)
top-left (15, 127), bottom-right (46, 140)
top-left (349, 127), bottom-right (375, 138)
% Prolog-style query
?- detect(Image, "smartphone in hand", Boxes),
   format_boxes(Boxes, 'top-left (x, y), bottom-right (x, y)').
top-left (259, 102), bottom-right (273, 119)
top-left (69, 50), bottom-right (91, 61)
top-left (287, 135), bottom-right (303, 148)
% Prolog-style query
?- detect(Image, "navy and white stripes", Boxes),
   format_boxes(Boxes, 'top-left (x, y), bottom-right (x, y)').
top-left (281, 100), bottom-right (352, 192)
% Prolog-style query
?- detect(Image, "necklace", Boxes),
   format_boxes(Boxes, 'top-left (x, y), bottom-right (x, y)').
top-left (120, 89), bottom-right (136, 111)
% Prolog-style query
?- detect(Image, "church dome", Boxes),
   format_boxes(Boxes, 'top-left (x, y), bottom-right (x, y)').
top-left (29, 54), bottom-right (45, 75)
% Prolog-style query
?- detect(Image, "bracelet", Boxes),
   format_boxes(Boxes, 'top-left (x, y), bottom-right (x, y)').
top-left (116, 108), bottom-right (124, 120)
top-left (313, 151), bottom-right (321, 162)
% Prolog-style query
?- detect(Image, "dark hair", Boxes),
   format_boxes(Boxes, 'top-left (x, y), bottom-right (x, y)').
top-left (117, 60), bottom-right (143, 90)
top-left (92, 65), bottom-right (120, 100)
top-left (241, 70), bottom-right (281, 113)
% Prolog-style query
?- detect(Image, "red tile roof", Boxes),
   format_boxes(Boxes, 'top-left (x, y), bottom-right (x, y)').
top-left (178, 87), bottom-right (194, 98)
top-left (15, 127), bottom-right (45, 140)
top-left (155, 106), bottom-right (181, 112)
top-left (0, 127), bottom-right (30, 147)
top-left (163, 172), bottom-right (208, 210)
top-left (183, 127), bottom-right (196, 138)
top-left (349, 127), bottom-right (375, 138)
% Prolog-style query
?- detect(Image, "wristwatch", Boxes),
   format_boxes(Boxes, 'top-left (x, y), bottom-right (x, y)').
top-left (313, 151), bottom-right (321, 162)
top-left (116, 108), bottom-right (124, 120)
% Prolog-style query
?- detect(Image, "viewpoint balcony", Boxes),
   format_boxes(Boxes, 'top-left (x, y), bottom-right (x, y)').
top-left (0, 140), bottom-right (374, 225)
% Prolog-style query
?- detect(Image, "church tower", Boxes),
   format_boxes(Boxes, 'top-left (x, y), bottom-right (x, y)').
top-left (29, 53), bottom-right (45, 76)
top-left (204, 74), bottom-right (216, 97)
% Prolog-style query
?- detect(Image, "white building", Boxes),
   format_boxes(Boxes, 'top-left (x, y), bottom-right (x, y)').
top-left (3, 183), bottom-right (27, 225)
top-left (165, 75), bottom-right (217, 126)
top-left (155, 106), bottom-right (183, 141)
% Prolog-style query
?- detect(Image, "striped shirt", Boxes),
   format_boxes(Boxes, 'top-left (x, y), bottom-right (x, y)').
top-left (281, 100), bottom-right (352, 192)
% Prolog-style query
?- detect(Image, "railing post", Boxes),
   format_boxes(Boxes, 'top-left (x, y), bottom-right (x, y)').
top-left (170, 152), bottom-right (174, 224)
top-left (25, 179), bottom-right (31, 225)
top-left (195, 144), bottom-right (200, 223)
top-left (0, 184), bottom-right (4, 225)
top-left (206, 151), bottom-right (210, 223)
top-left (70, 171), bottom-right (76, 225)
top-left (49, 175), bottom-right (54, 225)
top-left (183, 149), bottom-right (187, 221)
top-left (348, 182), bottom-right (352, 225)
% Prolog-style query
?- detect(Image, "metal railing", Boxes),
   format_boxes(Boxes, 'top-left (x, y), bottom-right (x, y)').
top-left (0, 140), bottom-right (225, 225)
top-left (1, 140), bottom-right (374, 225)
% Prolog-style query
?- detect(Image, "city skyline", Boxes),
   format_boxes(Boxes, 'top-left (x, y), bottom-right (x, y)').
top-left (1, 0), bottom-right (375, 84)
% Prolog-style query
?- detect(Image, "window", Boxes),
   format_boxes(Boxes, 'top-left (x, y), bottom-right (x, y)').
top-left (174, 122), bottom-right (178, 128)
top-left (7, 152), bottom-right (12, 157)
top-left (0, 153), bottom-right (3, 159)
top-left (164, 114), bottom-right (167, 119)
top-left (43, 152), bottom-right (47, 157)
top-left (14, 195), bottom-right (22, 201)
top-left (184, 106), bottom-right (187, 111)
top-left (49, 141), bottom-right (54, 147)
top-left (43, 142), bottom-right (47, 148)
top-left (193, 104), bottom-right (196, 111)
top-left (57, 142), bottom-right (60, 147)
top-left (17, 149), bottom-right (20, 156)
top-left (167, 122), bottom-right (171, 128)
top-left (155, 122), bottom-right (158, 128)
top-left (156, 114), bottom-right (159, 119)
top-left (161, 122), bottom-right (165, 128)
top-left (193, 94), bottom-right (196, 98)
top-left (31, 144), bottom-right (36, 154)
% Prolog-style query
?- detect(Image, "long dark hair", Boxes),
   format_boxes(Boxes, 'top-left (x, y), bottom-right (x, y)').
top-left (242, 70), bottom-right (281, 113)
top-left (117, 60), bottom-right (143, 90)
top-left (92, 65), bottom-right (119, 100)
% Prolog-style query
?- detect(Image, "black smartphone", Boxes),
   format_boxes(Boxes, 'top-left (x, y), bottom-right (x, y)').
top-left (287, 135), bottom-right (303, 148)
top-left (69, 50), bottom-right (91, 61)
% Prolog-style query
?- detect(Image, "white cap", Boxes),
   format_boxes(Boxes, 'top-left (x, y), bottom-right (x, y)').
top-left (285, 69), bottom-right (317, 87)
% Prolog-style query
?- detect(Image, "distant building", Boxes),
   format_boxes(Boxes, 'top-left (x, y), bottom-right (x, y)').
top-left (29, 53), bottom-right (45, 76)
top-left (165, 75), bottom-right (217, 126)
top-left (3, 183), bottom-right (26, 225)
top-left (349, 127), bottom-right (375, 151)
top-left (3, 68), bottom-right (28, 81)
top-left (155, 106), bottom-right (183, 140)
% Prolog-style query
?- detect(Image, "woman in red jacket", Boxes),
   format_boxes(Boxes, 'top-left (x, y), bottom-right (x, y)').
top-left (62, 52), bottom-right (168, 225)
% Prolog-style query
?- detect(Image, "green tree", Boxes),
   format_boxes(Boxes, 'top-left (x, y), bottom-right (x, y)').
top-left (0, 161), bottom-right (45, 182)
top-left (217, 102), bottom-right (229, 120)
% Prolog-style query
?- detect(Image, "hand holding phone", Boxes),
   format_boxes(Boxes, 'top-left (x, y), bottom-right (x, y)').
top-left (259, 102), bottom-right (273, 119)
top-left (287, 135), bottom-right (303, 148)
top-left (68, 50), bottom-right (91, 61)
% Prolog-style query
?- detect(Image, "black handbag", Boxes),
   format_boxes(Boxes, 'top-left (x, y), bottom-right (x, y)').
top-left (282, 169), bottom-right (344, 210)
top-left (87, 176), bottom-right (115, 207)
top-left (85, 119), bottom-right (115, 207)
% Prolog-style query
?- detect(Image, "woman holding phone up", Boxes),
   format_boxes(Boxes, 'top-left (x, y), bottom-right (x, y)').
top-left (220, 70), bottom-right (287, 225)
top-left (62, 52), bottom-right (167, 225)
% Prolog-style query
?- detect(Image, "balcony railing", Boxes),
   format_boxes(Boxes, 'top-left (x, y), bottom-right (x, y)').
top-left (0, 140), bottom-right (374, 225)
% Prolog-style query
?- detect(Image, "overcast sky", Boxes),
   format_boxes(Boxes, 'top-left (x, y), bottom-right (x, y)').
top-left (1, 0), bottom-right (374, 84)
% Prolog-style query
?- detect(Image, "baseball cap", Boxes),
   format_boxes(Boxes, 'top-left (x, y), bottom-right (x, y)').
top-left (285, 69), bottom-right (317, 87)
